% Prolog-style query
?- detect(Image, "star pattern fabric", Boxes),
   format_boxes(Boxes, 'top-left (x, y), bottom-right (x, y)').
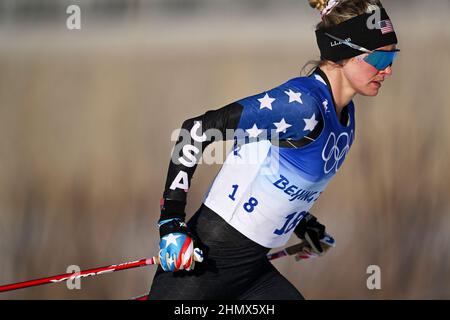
top-left (274, 118), bottom-right (292, 133)
top-left (303, 114), bottom-right (319, 132)
top-left (236, 84), bottom-right (323, 141)
top-left (246, 124), bottom-right (264, 138)
top-left (258, 93), bottom-right (276, 110)
top-left (284, 89), bottom-right (303, 104)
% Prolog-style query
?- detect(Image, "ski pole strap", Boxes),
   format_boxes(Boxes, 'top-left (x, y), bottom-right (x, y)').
top-left (158, 219), bottom-right (191, 238)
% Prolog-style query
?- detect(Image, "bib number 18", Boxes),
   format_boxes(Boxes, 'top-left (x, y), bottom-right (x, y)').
top-left (228, 184), bottom-right (259, 213)
top-left (273, 211), bottom-right (307, 235)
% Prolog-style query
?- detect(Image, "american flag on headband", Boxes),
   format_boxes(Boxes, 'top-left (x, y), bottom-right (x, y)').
top-left (379, 19), bottom-right (394, 34)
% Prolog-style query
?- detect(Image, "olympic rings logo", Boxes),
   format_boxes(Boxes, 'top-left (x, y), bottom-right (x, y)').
top-left (321, 131), bottom-right (353, 174)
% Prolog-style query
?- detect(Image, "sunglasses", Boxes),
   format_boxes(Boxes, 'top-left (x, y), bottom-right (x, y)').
top-left (325, 32), bottom-right (400, 71)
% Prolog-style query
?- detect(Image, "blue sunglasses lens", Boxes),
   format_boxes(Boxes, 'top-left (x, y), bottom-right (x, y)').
top-left (364, 50), bottom-right (398, 70)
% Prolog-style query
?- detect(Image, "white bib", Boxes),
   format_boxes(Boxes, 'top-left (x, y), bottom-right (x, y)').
top-left (203, 141), bottom-right (330, 248)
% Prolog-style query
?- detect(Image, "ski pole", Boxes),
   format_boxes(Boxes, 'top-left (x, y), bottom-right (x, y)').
top-left (266, 234), bottom-right (336, 261)
top-left (0, 257), bottom-right (158, 293)
top-left (0, 251), bottom-right (202, 294)
top-left (266, 241), bottom-right (310, 260)
top-left (1, 236), bottom-right (334, 294)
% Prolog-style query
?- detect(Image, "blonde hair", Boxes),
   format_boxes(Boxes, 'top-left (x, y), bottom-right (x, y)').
top-left (301, 0), bottom-right (384, 75)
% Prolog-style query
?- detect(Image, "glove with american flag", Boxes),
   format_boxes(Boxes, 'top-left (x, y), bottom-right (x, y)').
top-left (157, 218), bottom-right (204, 272)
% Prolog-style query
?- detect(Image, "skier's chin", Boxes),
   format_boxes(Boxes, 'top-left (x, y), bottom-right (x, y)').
top-left (362, 91), bottom-right (380, 97)
top-left (358, 85), bottom-right (381, 97)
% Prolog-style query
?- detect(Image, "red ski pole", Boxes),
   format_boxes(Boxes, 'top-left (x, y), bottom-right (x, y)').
top-left (1, 236), bottom-right (334, 295)
top-left (0, 257), bottom-right (158, 293)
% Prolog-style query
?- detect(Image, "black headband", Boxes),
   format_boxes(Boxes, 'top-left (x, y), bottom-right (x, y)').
top-left (316, 7), bottom-right (398, 62)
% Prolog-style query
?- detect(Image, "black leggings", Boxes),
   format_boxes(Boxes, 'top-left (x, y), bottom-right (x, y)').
top-left (148, 204), bottom-right (304, 300)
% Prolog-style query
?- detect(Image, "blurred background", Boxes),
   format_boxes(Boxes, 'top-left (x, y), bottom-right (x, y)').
top-left (0, 0), bottom-right (449, 299)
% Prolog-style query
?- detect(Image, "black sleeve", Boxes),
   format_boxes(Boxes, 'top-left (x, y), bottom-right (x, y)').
top-left (159, 102), bottom-right (244, 222)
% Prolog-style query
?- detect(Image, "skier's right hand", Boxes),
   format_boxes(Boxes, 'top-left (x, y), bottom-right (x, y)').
top-left (293, 212), bottom-right (335, 256)
top-left (157, 218), bottom-right (204, 272)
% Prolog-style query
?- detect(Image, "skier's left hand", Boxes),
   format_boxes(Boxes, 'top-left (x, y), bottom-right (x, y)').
top-left (294, 212), bottom-right (335, 256)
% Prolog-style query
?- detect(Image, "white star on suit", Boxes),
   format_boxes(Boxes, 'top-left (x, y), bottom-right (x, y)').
top-left (284, 89), bottom-right (303, 104)
top-left (303, 114), bottom-right (319, 132)
top-left (246, 124), bottom-right (264, 138)
top-left (163, 233), bottom-right (181, 248)
top-left (274, 118), bottom-right (292, 134)
top-left (258, 93), bottom-right (276, 110)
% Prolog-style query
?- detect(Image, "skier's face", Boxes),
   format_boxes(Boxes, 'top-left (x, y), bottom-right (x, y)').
top-left (343, 44), bottom-right (397, 97)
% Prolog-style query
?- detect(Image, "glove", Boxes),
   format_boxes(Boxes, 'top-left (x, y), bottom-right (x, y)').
top-left (157, 218), bottom-right (204, 272)
top-left (293, 212), bottom-right (335, 256)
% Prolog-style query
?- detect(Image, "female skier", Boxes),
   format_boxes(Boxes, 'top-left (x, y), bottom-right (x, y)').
top-left (148, 0), bottom-right (399, 300)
